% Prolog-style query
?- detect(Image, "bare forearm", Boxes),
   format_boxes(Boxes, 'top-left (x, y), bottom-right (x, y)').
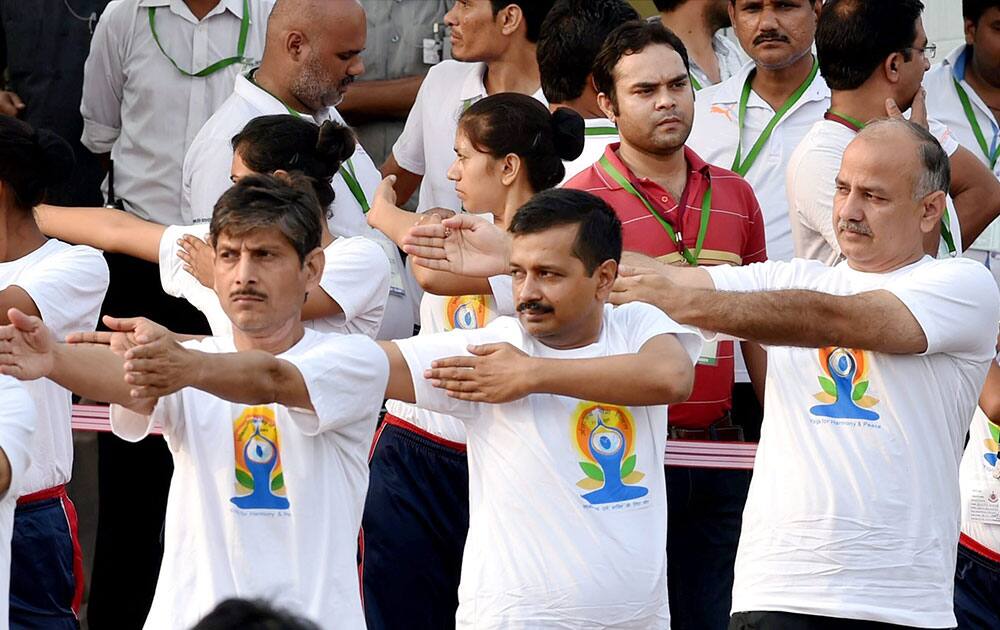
top-left (337, 76), bottom-right (425, 124)
top-left (35, 205), bottom-right (164, 262)
top-left (50, 343), bottom-right (132, 404)
top-left (949, 147), bottom-right (1000, 247)
top-left (530, 355), bottom-right (692, 406)
top-left (367, 198), bottom-right (417, 247)
top-left (188, 351), bottom-right (311, 409)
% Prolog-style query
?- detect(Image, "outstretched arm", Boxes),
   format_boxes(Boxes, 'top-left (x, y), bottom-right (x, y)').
top-left (35, 204), bottom-right (165, 262)
top-left (423, 335), bottom-right (695, 406)
top-left (612, 267), bottom-right (926, 354)
top-left (377, 341), bottom-right (417, 404)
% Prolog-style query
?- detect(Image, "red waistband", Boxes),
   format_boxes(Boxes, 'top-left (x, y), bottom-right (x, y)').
top-left (17, 484), bottom-right (67, 506)
top-left (383, 413), bottom-right (467, 453)
top-left (959, 532), bottom-right (1000, 564)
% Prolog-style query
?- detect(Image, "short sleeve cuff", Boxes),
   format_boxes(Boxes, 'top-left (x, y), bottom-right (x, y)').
top-left (110, 404), bottom-right (157, 442)
top-left (81, 119), bottom-right (120, 154)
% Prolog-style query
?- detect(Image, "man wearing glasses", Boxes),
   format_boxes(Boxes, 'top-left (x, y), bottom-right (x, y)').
top-left (787, 0), bottom-right (1000, 266)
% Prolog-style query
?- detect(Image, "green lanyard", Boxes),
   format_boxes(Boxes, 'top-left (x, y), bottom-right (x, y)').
top-left (149, 0), bottom-right (250, 78)
top-left (598, 155), bottom-right (711, 266)
top-left (953, 77), bottom-right (1000, 169)
top-left (824, 110), bottom-right (958, 256)
top-left (585, 126), bottom-right (618, 137)
top-left (690, 73), bottom-right (703, 92)
top-left (731, 58), bottom-right (819, 176)
top-left (246, 69), bottom-right (371, 212)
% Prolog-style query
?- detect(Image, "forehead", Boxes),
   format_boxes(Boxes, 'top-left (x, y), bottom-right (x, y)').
top-left (510, 223), bottom-right (583, 266)
top-left (214, 226), bottom-right (297, 252)
top-left (839, 133), bottom-right (918, 192)
top-left (313, 1), bottom-right (366, 50)
top-left (614, 45), bottom-right (686, 86)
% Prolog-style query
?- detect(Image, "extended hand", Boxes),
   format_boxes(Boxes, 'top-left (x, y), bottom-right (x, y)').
top-left (367, 175), bottom-right (399, 229)
top-left (66, 315), bottom-right (170, 357)
top-left (402, 214), bottom-right (509, 277)
top-left (176, 234), bottom-right (214, 289)
top-left (886, 87), bottom-right (927, 129)
top-left (610, 265), bottom-right (675, 311)
top-left (121, 321), bottom-right (193, 399)
top-left (0, 308), bottom-right (56, 380)
top-left (425, 342), bottom-right (532, 403)
top-left (0, 91), bottom-right (24, 117)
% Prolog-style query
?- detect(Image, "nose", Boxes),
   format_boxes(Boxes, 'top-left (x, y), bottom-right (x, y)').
top-left (350, 57), bottom-right (365, 78)
top-left (234, 253), bottom-right (257, 286)
top-left (759, 6), bottom-right (780, 32)
top-left (654, 87), bottom-right (677, 112)
top-left (444, 5), bottom-right (458, 27)
top-left (836, 189), bottom-right (866, 224)
top-left (446, 158), bottom-right (461, 182)
top-left (516, 272), bottom-right (543, 304)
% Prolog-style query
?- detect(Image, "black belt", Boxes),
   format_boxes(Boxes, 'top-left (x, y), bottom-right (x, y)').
top-left (668, 413), bottom-right (745, 442)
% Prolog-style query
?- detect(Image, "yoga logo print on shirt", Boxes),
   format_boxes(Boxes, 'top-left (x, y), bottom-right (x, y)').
top-left (445, 295), bottom-right (488, 331)
top-left (981, 417), bottom-right (1000, 476)
top-left (810, 347), bottom-right (880, 421)
top-left (572, 402), bottom-right (648, 506)
top-left (231, 406), bottom-right (290, 511)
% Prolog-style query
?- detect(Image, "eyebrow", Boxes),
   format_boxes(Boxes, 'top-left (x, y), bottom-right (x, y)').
top-left (630, 74), bottom-right (688, 89)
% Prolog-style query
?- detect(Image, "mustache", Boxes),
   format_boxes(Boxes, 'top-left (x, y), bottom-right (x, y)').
top-left (837, 220), bottom-right (873, 236)
top-left (516, 301), bottom-right (554, 314)
top-left (229, 289), bottom-right (267, 300)
top-left (753, 32), bottom-right (790, 46)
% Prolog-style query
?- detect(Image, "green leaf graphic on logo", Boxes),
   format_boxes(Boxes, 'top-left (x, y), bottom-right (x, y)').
top-left (271, 473), bottom-right (284, 492)
top-left (579, 461), bottom-right (604, 481)
top-left (235, 469), bottom-right (253, 490)
top-left (852, 381), bottom-right (869, 401)
top-left (818, 376), bottom-right (836, 396)
top-left (621, 453), bottom-right (637, 478)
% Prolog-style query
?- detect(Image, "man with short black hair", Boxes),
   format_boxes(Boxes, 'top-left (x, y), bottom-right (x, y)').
top-left (788, 0), bottom-right (1000, 266)
top-left (654, 0), bottom-right (746, 90)
top-left (613, 117), bottom-right (999, 630)
top-left (383, 0), bottom-right (554, 212)
top-left (536, 0), bottom-right (638, 182)
top-left (925, 0), bottom-right (1000, 279)
top-left (566, 19), bottom-right (767, 630)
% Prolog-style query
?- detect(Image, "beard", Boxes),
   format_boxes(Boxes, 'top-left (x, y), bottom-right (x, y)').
top-left (290, 55), bottom-right (352, 111)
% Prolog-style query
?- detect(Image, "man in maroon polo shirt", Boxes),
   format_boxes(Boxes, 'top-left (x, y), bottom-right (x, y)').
top-left (564, 20), bottom-right (766, 630)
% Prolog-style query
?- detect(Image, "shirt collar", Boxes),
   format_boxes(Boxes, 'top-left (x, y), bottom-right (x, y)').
top-left (708, 57), bottom-right (830, 107)
top-left (235, 71), bottom-right (325, 122)
top-left (944, 43), bottom-right (971, 81)
top-left (138, 0), bottom-right (244, 19)
top-left (597, 143), bottom-right (711, 192)
top-left (459, 62), bottom-right (489, 103)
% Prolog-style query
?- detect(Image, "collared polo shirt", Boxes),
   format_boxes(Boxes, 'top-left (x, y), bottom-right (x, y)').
top-left (81, 0), bottom-right (272, 224)
top-left (687, 59), bottom-right (831, 263)
top-left (566, 143), bottom-right (767, 429)
top-left (925, 44), bottom-right (1000, 252)
top-left (392, 59), bottom-right (547, 213)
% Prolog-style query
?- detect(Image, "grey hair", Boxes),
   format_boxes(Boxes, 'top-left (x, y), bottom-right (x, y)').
top-left (861, 118), bottom-right (950, 200)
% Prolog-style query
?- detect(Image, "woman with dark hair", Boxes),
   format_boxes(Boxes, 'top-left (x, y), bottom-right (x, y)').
top-left (0, 115), bottom-right (110, 627)
top-left (361, 92), bottom-right (584, 630)
top-left (36, 115), bottom-right (392, 340)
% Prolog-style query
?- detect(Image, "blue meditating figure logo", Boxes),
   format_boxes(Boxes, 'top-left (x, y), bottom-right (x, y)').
top-left (809, 347), bottom-right (879, 421)
top-left (572, 404), bottom-right (648, 505)
top-left (231, 407), bottom-right (290, 510)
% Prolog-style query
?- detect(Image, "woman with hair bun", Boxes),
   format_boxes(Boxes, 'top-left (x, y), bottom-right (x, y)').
top-left (361, 92), bottom-right (585, 630)
top-left (36, 115), bottom-right (392, 341)
top-left (0, 115), bottom-right (110, 627)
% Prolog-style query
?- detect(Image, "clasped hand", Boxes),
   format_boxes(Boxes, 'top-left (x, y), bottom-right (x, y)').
top-left (425, 342), bottom-right (533, 403)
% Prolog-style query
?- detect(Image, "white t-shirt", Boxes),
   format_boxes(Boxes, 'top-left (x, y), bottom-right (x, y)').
top-left (560, 117), bottom-right (618, 186)
top-left (110, 330), bottom-right (388, 630)
top-left (158, 224), bottom-right (389, 339)
top-left (0, 377), bottom-right (36, 630)
top-left (392, 60), bottom-right (547, 213)
top-left (688, 60), bottom-right (831, 263)
top-left (395, 303), bottom-right (703, 629)
top-left (787, 117), bottom-right (962, 265)
top-left (708, 256), bottom-right (999, 628)
top-left (384, 285), bottom-right (502, 443)
top-left (182, 72), bottom-right (416, 340)
top-left (924, 45), bottom-right (1000, 252)
top-left (960, 403), bottom-right (1000, 554)
top-left (0, 240), bottom-right (108, 495)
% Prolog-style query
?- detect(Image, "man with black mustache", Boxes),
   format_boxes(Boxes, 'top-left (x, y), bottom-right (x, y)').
top-left (564, 19), bottom-right (767, 630)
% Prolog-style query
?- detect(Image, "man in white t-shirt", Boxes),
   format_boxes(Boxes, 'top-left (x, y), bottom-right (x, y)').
top-left (182, 0), bottom-right (416, 340)
top-left (788, 0), bottom-right (1000, 267)
top-left (0, 175), bottom-right (389, 629)
top-left (613, 118), bottom-right (999, 629)
top-left (0, 378), bottom-right (35, 630)
top-left (534, 0), bottom-right (638, 184)
top-left (654, 0), bottom-right (747, 91)
top-left (383, 0), bottom-right (553, 212)
top-left (924, 2), bottom-right (1000, 281)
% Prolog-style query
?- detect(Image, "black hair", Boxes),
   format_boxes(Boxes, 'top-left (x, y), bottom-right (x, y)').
top-left (190, 598), bottom-right (320, 630)
top-left (489, 0), bottom-right (557, 43)
top-left (816, 0), bottom-right (925, 91)
top-left (210, 172), bottom-right (323, 264)
top-left (593, 21), bottom-right (690, 107)
top-left (536, 0), bottom-right (640, 103)
top-left (459, 93), bottom-right (585, 193)
top-left (0, 116), bottom-right (73, 211)
top-left (231, 115), bottom-right (355, 211)
top-left (964, 0), bottom-right (1000, 22)
top-left (508, 189), bottom-right (622, 274)
top-left (653, 0), bottom-right (684, 10)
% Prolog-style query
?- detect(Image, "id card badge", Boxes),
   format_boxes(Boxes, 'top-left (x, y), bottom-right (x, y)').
top-left (423, 23), bottom-right (444, 65)
top-left (376, 238), bottom-right (407, 297)
top-left (969, 485), bottom-right (1000, 525)
top-left (697, 339), bottom-right (719, 366)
